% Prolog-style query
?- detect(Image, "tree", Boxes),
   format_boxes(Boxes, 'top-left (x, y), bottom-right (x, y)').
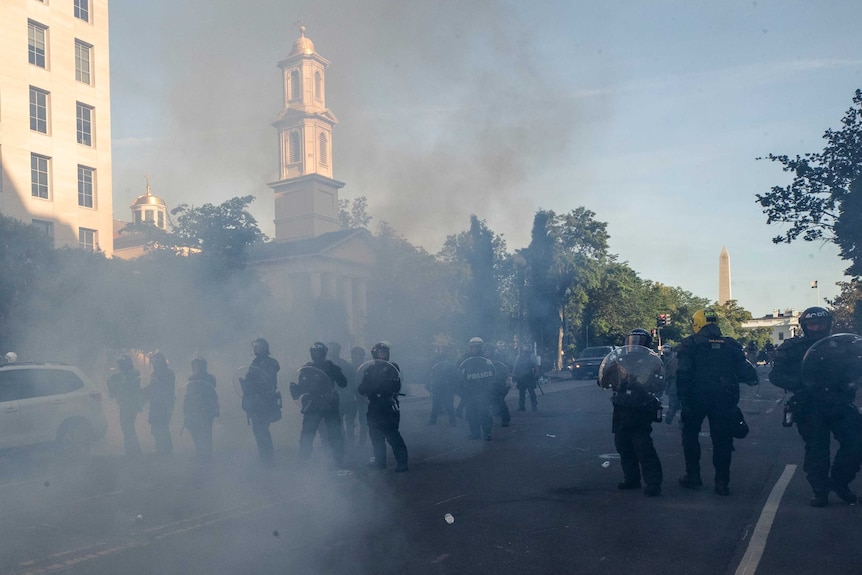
top-left (339, 196), bottom-right (372, 230)
top-left (828, 279), bottom-right (862, 333)
top-left (756, 89), bottom-right (862, 277)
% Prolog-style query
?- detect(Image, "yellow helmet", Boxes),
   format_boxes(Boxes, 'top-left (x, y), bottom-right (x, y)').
top-left (691, 309), bottom-right (718, 334)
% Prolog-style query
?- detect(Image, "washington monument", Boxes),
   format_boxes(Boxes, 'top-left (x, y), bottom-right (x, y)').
top-left (718, 246), bottom-right (731, 305)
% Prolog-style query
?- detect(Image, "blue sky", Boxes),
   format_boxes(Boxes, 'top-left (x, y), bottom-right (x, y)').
top-left (108, 0), bottom-right (862, 316)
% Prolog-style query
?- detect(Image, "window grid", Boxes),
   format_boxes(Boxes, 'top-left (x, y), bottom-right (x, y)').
top-left (77, 165), bottom-right (94, 208)
top-left (289, 131), bottom-right (301, 163)
top-left (75, 40), bottom-right (91, 84)
top-left (76, 102), bottom-right (93, 146)
top-left (30, 87), bottom-right (49, 133)
top-left (28, 21), bottom-right (47, 68)
top-left (31, 154), bottom-right (50, 199)
top-left (74, 0), bottom-right (90, 22)
top-left (78, 228), bottom-right (97, 251)
top-left (319, 133), bottom-right (328, 166)
top-left (290, 69), bottom-right (300, 100)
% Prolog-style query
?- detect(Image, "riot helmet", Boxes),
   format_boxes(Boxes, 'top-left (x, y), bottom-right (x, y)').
top-left (309, 342), bottom-right (328, 363)
top-left (252, 338), bottom-right (270, 357)
top-left (191, 356), bottom-right (207, 373)
top-left (117, 354), bottom-right (133, 370)
top-left (350, 346), bottom-right (366, 364)
top-left (625, 328), bottom-right (653, 348)
top-left (691, 309), bottom-right (718, 334)
top-left (467, 337), bottom-right (484, 356)
top-left (4, 351), bottom-right (17, 364)
top-left (799, 307), bottom-right (832, 341)
top-left (150, 351), bottom-right (167, 369)
top-left (371, 341), bottom-right (391, 361)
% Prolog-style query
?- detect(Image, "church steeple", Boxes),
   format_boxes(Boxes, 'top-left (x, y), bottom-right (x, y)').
top-left (268, 26), bottom-right (343, 241)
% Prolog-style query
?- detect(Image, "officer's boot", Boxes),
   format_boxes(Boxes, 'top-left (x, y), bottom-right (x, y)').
top-left (810, 491), bottom-right (829, 507)
top-left (831, 481), bottom-right (857, 504)
top-left (678, 471), bottom-right (703, 489)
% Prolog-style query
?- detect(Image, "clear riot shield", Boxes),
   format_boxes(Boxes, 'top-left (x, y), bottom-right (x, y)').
top-left (292, 365), bottom-right (335, 412)
top-left (356, 359), bottom-right (401, 392)
top-left (598, 345), bottom-right (665, 400)
top-left (801, 333), bottom-right (862, 390)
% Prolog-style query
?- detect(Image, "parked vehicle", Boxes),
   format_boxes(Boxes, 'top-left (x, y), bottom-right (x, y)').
top-left (571, 346), bottom-right (615, 380)
top-left (0, 362), bottom-right (107, 457)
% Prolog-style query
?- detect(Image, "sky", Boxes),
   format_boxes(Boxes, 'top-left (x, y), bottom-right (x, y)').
top-left (107, 0), bottom-right (862, 317)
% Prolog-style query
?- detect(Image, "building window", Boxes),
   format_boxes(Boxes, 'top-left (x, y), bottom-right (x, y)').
top-left (32, 220), bottom-right (54, 244)
top-left (289, 130), bottom-right (301, 163)
top-left (77, 165), bottom-right (94, 208)
top-left (144, 210), bottom-right (154, 223)
top-left (314, 71), bottom-right (322, 101)
top-left (319, 132), bottom-right (328, 166)
top-left (75, 40), bottom-right (92, 84)
top-left (30, 154), bottom-right (50, 199)
top-left (778, 332), bottom-right (785, 341)
top-left (74, 0), bottom-right (89, 22)
top-left (28, 21), bottom-right (47, 68)
top-left (78, 228), bottom-right (97, 251)
top-left (30, 87), bottom-right (49, 133)
top-left (76, 102), bottom-right (93, 146)
top-left (134, 210), bottom-right (142, 224)
top-left (158, 211), bottom-right (164, 228)
top-left (290, 69), bottom-right (300, 100)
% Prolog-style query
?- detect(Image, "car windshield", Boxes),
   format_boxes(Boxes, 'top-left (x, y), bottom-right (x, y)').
top-left (581, 347), bottom-right (612, 357)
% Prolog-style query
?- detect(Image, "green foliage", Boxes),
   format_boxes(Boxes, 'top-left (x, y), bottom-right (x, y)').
top-left (828, 279), bottom-right (862, 333)
top-left (339, 196), bottom-right (372, 230)
top-left (757, 89), bottom-right (862, 277)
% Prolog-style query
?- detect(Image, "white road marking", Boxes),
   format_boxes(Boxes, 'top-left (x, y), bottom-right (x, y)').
top-left (734, 464), bottom-right (796, 575)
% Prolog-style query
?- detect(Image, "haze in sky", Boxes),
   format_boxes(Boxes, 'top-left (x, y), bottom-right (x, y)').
top-left (108, 0), bottom-right (861, 316)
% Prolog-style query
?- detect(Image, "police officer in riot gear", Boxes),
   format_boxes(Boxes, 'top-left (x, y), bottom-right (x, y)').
top-left (240, 338), bottom-right (281, 466)
top-left (351, 346), bottom-right (370, 446)
top-left (677, 310), bottom-right (757, 495)
top-left (329, 342), bottom-right (361, 446)
top-left (290, 342), bottom-right (347, 467)
top-left (146, 351), bottom-right (175, 456)
top-left (428, 349), bottom-right (459, 426)
top-left (606, 329), bottom-right (664, 496)
top-left (459, 337), bottom-right (496, 440)
top-left (770, 307), bottom-right (862, 506)
top-left (484, 342), bottom-right (512, 427)
top-left (183, 357), bottom-right (219, 464)
top-left (513, 345), bottom-right (539, 411)
top-left (358, 342), bottom-right (408, 471)
top-left (107, 355), bottom-right (143, 456)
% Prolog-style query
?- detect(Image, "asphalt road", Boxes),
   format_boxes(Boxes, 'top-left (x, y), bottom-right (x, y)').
top-left (2, 367), bottom-right (861, 575)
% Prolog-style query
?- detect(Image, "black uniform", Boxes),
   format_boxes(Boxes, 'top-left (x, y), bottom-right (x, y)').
top-left (183, 370), bottom-right (219, 463)
top-left (358, 360), bottom-right (408, 470)
top-left (677, 323), bottom-right (756, 492)
top-left (513, 352), bottom-right (538, 411)
top-left (490, 358), bottom-right (512, 427)
top-left (663, 351), bottom-right (680, 425)
top-left (459, 355), bottom-right (496, 440)
top-left (107, 361), bottom-right (143, 456)
top-left (241, 352), bottom-right (281, 465)
top-left (771, 336), bottom-right (862, 503)
top-left (147, 361), bottom-right (175, 455)
top-left (292, 360), bottom-right (347, 466)
top-left (428, 357), bottom-right (459, 426)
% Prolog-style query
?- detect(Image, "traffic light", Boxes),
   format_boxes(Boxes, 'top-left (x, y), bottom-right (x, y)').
top-left (651, 328), bottom-right (657, 338)
top-left (657, 314), bottom-right (667, 327)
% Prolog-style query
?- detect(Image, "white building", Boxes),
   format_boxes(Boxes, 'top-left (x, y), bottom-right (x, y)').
top-left (0, 0), bottom-right (114, 255)
top-left (741, 308), bottom-right (800, 345)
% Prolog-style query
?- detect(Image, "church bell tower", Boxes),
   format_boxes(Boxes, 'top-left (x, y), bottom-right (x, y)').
top-left (268, 26), bottom-right (344, 241)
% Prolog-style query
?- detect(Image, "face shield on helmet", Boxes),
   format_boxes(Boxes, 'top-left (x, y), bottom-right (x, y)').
top-left (191, 357), bottom-right (207, 372)
top-left (371, 342), bottom-right (390, 361)
top-left (799, 307), bottom-right (832, 341)
top-left (309, 342), bottom-right (328, 363)
top-left (691, 309), bottom-right (718, 334)
top-left (625, 328), bottom-right (652, 348)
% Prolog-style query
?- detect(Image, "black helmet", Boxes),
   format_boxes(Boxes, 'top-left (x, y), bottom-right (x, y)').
top-left (310, 342), bottom-right (328, 362)
top-left (371, 342), bottom-right (390, 361)
top-left (191, 356), bottom-right (207, 371)
top-left (799, 307), bottom-right (832, 341)
top-left (252, 338), bottom-right (270, 356)
top-left (625, 328), bottom-right (653, 348)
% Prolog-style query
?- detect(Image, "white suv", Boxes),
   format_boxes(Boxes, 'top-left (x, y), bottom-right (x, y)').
top-left (0, 363), bottom-right (107, 457)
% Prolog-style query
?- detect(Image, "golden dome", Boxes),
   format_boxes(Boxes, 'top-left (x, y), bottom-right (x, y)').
top-left (131, 193), bottom-right (165, 208)
top-left (290, 25), bottom-right (315, 56)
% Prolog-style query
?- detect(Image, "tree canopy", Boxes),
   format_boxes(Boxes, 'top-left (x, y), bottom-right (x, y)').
top-left (756, 89), bottom-right (862, 277)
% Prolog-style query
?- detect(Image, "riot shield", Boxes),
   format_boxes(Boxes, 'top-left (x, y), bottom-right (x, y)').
top-left (801, 333), bottom-right (862, 390)
top-left (292, 365), bottom-right (335, 411)
top-left (598, 345), bottom-right (665, 396)
top-left (356, 359), bottom-right (401, 392)
top-left (459, 356), bottom-right (496, 395)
